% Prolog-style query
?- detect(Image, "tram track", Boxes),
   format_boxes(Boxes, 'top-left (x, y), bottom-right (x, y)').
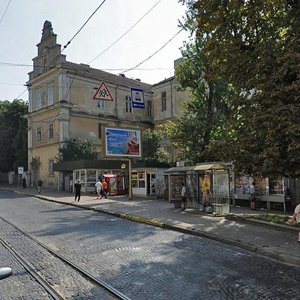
top-left (0, 215), bottom-right (132, 300)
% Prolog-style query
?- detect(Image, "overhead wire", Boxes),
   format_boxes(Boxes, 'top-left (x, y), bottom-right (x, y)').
top-left (61, 0), bottom-right (107, 52)
top-left (87, 0), bottom-right (163, 64)
top-left (12, 0), bottom-right (108, 100)
top-left (0, 0), bottom-right (12, 26)
top-left (122, 28), bottom-right (184, 73)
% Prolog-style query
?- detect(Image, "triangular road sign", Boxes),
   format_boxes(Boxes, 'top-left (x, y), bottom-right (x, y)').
top-left (93, 81), bottom-right (113, 101)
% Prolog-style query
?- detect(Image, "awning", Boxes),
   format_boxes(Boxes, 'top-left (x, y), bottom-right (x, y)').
top-left (165, 166), bottom-right (195, 173)
top-left (165, 162), bottom-right (232, 173)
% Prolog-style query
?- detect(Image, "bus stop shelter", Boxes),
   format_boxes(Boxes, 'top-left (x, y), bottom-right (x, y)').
top-left (165, 162), bottom-right (233, 215)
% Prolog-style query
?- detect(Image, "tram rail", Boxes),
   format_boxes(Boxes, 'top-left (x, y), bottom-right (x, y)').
top-left (0, 215), bottom-right (131, 300)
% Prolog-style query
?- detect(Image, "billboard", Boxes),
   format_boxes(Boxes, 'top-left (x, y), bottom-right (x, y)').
top-left (105, 127), bottom-right (142, 157)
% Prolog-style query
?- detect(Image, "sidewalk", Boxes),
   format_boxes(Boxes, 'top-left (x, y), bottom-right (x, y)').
top-left (1, 184), bottom-right (299, 266)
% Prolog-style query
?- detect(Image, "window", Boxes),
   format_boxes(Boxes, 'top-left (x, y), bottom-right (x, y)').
top-left (126, 95), bottom-right (132, 113)
top-left (48, 159), bottom-right (54, 176)
top-left (97, 100), bottom-right (105, 109)
top-left (161, 91), bottom-right (166, 111)
top-left (36, 127), bottom-right (42, 141)
top-left (98, 124), bottom-right (102, 139)
top-left (48, 84), bottom-right (54, 106)
top-left (36, 89), bottom-right (42, 110)
top-left (147, 100), bottom-right (152, 117)
top-left (48, 123), bottom-right (53, 139)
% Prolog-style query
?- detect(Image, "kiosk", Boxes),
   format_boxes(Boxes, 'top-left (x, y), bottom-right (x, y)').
top-left (165, 162), bottom-right (233, 215)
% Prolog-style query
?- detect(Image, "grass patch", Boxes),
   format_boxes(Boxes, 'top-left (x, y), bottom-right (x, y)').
top-left (247, 214), bottom-right (292, 225)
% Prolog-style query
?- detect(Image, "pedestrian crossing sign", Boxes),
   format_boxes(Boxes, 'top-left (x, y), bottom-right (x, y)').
top-left (93, 81), bottom-right (113, 101)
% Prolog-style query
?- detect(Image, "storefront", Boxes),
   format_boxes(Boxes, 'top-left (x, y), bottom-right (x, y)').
top-left (74, 169), bottom-right (127, 195)
top-left (54, 159), bottom-right (170, 197)
top-left (131, 168), bottom-right (168, 197)
top-left (165, 162), bottom-right (233, 215)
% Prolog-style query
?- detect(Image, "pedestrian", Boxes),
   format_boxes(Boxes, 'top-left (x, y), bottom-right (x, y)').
top-left (249, 180), bottom-right (256, 210)
top-left (181, 182), bottom-right (187, 210)
top-left (289, 201), bottom-right (300, 243)
top-left (22, 177), bottom-right (27, 189)
top-left (74, 180), bottom-right (81, 201)
top-left (37, 179), bottom-right (43, 194)
top-left (102, 180), bottom-right (108, 198)
top-left (95, 179), bottom-right (102, 199)
top-left (203, 189), bottom-right (213, 213)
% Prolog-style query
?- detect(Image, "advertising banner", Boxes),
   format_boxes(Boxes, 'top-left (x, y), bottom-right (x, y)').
top-left (105, 127), bottom-right (141, 157)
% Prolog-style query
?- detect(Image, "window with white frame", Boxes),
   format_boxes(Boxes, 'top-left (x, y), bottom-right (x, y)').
top-left (36, 89), bottom-right (42, 110)
top-left (48, 159), bottom-right (54, 176)
top-left (36, 127), bottom-right (42, 141)
top-left (48, 84), bottom-right (54, 106)
top-left (161, 91), bottom-right (166, 111)
top-left (125, 95), bottom-right (132, 113)
top-left (48, 123), bottom-right (53, 139)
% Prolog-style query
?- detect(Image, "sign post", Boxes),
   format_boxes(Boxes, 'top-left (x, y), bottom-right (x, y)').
top-left (128, 158), bottom-right (132, 200)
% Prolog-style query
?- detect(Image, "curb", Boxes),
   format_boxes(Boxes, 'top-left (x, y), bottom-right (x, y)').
top-left (225, 214), bottom-right (299, 233)
top-left (2, 188), bottom-right (300, 266)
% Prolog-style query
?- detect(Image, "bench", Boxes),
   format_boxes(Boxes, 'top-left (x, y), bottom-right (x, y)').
top-left (170, 199), bottom-right (182, 209)
top-left (259, 195), bottom-right (287, 212)
top-left (234, 194), bottom-right (287, 212)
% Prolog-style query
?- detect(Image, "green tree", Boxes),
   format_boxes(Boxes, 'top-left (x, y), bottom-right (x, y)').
top-left (0, 100), bottom-right (28, 172)
top-left (165, 38), bottom-right (233, 164)
top-left (142, 128), bottom-right (169, 163)
top-left (180, 0), bottom-right (300, 177)
top-left (57, 139), bottom-right (98, 162)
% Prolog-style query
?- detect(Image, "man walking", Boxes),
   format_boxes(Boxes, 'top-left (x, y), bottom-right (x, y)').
top-left (74, 180), bottom-right (81, 202)
top-left (95, 179), bottom-right (102, 199)
top-left (102, 180), bottom-right (108, 198)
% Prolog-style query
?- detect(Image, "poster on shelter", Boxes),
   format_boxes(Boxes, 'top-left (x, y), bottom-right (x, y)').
top-left (105, 127), bottom-right (141, 157)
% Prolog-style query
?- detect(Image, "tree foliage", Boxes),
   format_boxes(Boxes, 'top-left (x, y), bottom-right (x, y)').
top-left (166, 32), bottom-right (234, 164)
top-left (57, 139), bottom-right (98, 162)
top-left (142, 128), bottom-right (169, 163)
top-left (179, 0), bottom-right (300, 177)
top-left (0, 100), bottom-right (28, 172)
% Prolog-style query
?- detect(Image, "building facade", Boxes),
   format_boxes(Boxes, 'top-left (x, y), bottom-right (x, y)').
top-left (27, 21), bottom-right (190, 189)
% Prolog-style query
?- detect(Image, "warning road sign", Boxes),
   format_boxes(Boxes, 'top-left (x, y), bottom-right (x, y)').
top-left (93, 81), bottom-right (113, 101)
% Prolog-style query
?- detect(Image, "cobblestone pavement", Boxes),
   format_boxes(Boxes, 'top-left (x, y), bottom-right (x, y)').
top-left (2, 184), bottom-right (298, 265)
top-left (0, 191), bottom-right (299, 300)
top-left (0, 213), bottom-right (117, 300)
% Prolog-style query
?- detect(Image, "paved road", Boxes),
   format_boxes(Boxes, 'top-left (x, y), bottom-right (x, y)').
top-left (0, 191), bottom-right (299, 300)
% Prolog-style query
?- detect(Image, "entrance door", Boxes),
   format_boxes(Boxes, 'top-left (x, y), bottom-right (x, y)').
top-left (147, 173), bottom-right (156, 196)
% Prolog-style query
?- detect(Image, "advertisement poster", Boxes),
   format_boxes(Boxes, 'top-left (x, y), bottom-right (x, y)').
top-left (105, 127), bottom-right (141, 157)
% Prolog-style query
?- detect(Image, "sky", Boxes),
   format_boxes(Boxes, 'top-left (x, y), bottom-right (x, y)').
top-left (0, 0), bottom-right (190, 102)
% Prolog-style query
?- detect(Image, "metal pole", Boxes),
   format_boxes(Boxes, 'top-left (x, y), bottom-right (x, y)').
top-left (128, 158), bottom-right (132, 200)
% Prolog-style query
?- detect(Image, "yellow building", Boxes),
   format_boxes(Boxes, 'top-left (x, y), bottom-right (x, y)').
top-left (27, 21), bottom-right (189, 189)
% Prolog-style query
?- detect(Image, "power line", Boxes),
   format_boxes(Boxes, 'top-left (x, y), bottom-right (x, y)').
top-left (88, 0), bottom-right (163, 64)
top-left (0, 0), bottom-right (12, 26)
top-left (122, 28), bottom-right (184, 73)
top-left (12, 1), bottom-right (108, 101)
top-left (62, 0), bottom-right (107, 52)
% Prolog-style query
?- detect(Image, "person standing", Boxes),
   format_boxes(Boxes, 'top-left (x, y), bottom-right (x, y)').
top-left (74, 180), bottom-right (81, 202)
top-left (289, 201), bottom-right (300, 243)
top-left (102, 180), bottom-right (108, 198)
top-left (22, 177), bottom-right (27, 189)
top-left (37, 180), bottom-right (43, 194)
top-left (249, 180), bottom-right (256, 210)
top-left (95, 179), bottom-right (102, 199)
top-left (181, 182), bottom-right (187, 210)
